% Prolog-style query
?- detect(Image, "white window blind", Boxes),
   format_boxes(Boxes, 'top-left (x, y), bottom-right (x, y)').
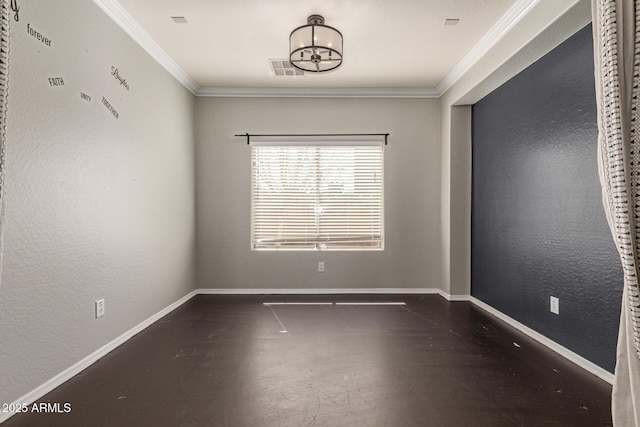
top-left (251, 137), bottom-right (384, 250)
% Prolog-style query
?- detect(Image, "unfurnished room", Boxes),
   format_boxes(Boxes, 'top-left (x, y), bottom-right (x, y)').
top-left (0, 0), bottom-right (639, 426)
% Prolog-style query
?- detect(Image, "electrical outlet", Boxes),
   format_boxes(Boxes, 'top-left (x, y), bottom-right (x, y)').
top-left (318, 261), bottom-right (325, 272)
top-left (95, 299), bottom-right (105, 318)
top-left (550, 296), bottom-right (559, 315)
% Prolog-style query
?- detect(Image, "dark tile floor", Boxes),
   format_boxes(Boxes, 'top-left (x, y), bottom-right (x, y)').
top-left (4, 294), bottom-right (612, 426)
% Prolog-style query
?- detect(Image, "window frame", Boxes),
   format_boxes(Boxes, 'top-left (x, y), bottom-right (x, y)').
top-left (250, 135), bottom-right (385, 251)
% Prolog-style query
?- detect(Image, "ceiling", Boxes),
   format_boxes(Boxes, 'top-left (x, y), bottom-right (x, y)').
top-left (106, 0), bottom-right (533, 94)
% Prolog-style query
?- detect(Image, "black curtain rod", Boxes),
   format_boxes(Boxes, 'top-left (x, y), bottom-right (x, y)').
top-left (234, 133), bottom-right (389, 145)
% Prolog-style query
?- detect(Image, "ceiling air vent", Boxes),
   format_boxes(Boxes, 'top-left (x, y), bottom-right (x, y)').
top-left (269, 59), bottom-right (305, 77)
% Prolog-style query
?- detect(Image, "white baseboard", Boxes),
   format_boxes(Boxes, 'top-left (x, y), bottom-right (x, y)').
top-left (199, 287), bottom-right (613, 385)
top-left (1, 287), bottom-right (439, 423)
top-left (1, 288), bottom-right (614, 425)
top-left (469, 296), bottom-right (615, 384)
top-left (437, 290), bottom-right (471, 302)
top-left (0, 290), bottom-right (198, 424)
top-left (196, 288), bottom-right (442, 295)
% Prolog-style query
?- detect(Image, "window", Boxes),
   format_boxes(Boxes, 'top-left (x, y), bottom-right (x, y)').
top-left (251, 136), bottom-right (384, 250)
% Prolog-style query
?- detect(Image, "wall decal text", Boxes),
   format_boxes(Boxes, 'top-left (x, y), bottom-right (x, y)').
top-left (27, 23), bottom-right (52, 47)
top-left (101, 97), bottom-right (119, 119)
top-left (80, 92), bottom-right (92, 102)
top-left (48, 77), bottom-right (64, 87)
top-left (11, 0), bottom-right (19, 22)
top-left (111, 67), bottom-right (130, 91)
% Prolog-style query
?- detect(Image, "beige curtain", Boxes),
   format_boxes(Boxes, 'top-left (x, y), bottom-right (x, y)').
top-left (592, 0), bottom-right (640, 425)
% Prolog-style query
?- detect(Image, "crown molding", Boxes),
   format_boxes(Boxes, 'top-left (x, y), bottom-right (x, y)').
top-left (92, 0), bottom-right (200, 94)
top-left (93, 0), bottom-right (540, 99)
top-left (435, 0), bottom-right (540, 96)
top-left (196, 87), bottom-right (439, 98)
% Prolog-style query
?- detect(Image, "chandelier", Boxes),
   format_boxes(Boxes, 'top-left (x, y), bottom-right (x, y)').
top-left (289, 15), bottom-right (343, 73)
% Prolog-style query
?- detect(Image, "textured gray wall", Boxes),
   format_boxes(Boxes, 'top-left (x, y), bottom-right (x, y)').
top-left (471, 25), bottom-right (622, 372)
top-left (195, 97), bottom-right (441, 291)
top-left (0, 0), bottom-right (196, 405)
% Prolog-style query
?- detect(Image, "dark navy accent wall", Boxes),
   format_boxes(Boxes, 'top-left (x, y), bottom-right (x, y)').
top-left (471, 24), bottom-right (622, 373)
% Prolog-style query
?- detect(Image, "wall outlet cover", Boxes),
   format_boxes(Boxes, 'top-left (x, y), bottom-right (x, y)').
top-left (96, 299), bottom-right (105, 318)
